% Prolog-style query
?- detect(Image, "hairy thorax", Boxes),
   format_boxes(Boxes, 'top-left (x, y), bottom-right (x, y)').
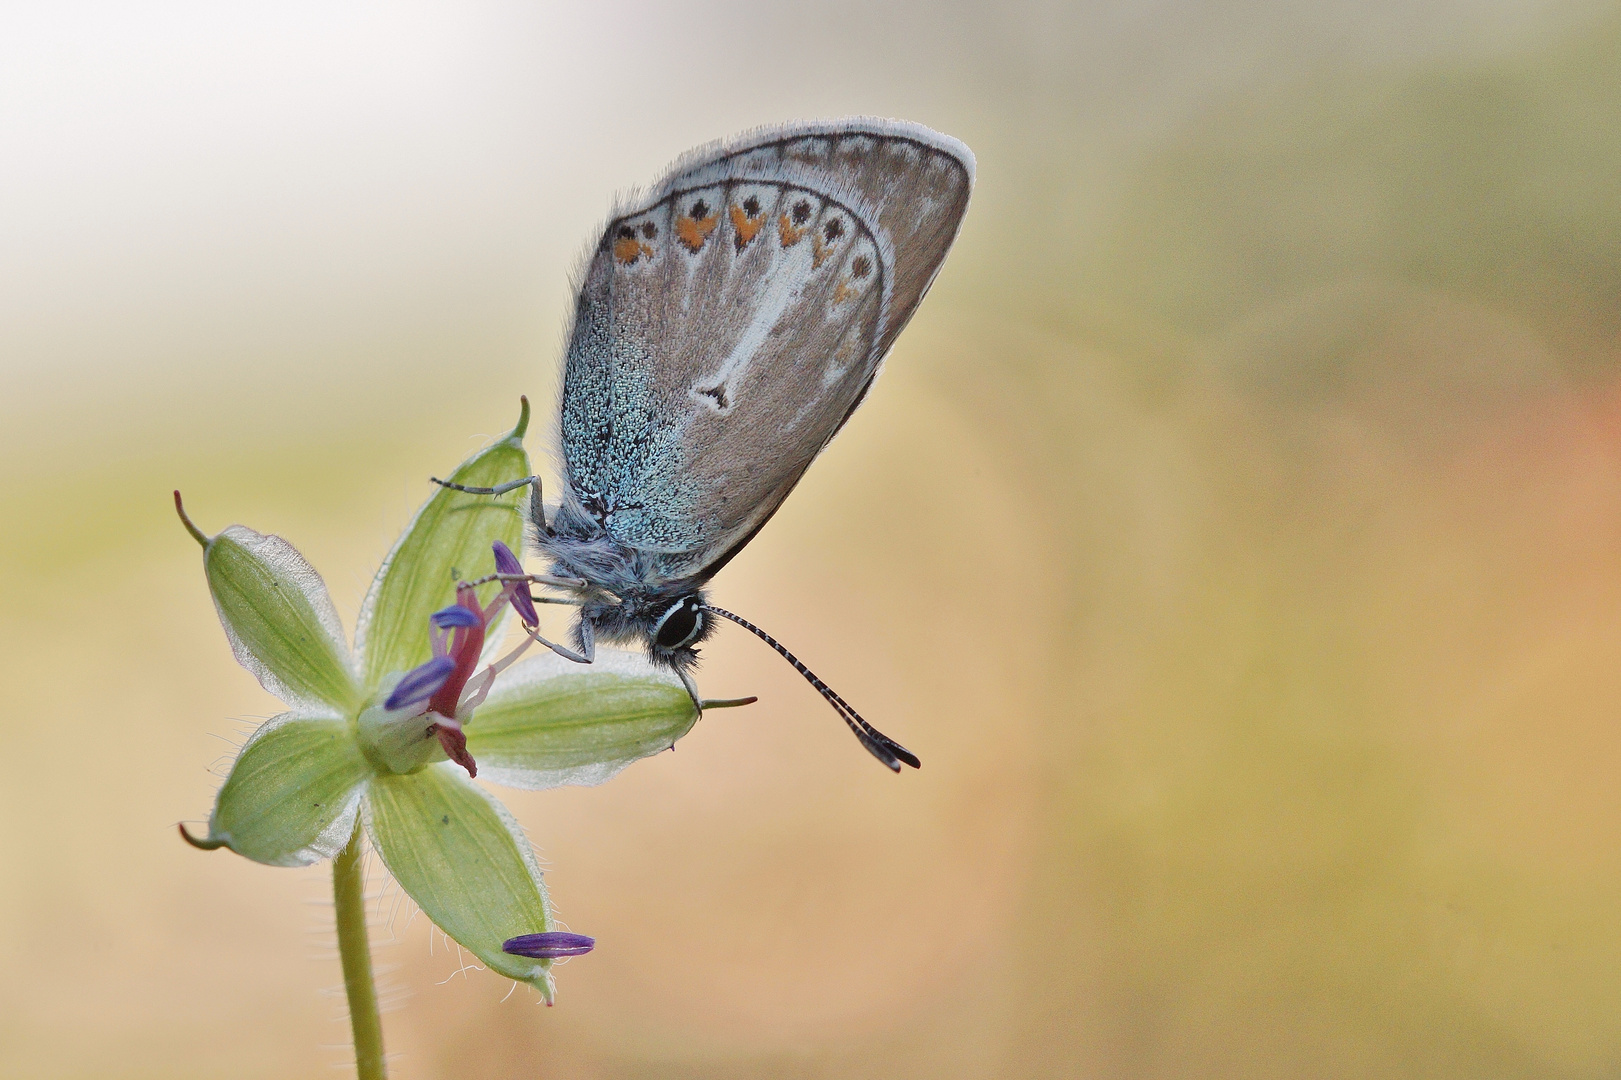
top-left (535, 500), bottom-right (713, 670)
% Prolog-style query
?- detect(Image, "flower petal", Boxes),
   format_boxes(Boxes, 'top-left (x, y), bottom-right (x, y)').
top-left (206, 526), bottom-right (362, 712)
top-left (203, 712), bottom-right (371, 867)
top-left (355, 402), bottom-right (532, 690)
top-left (363, 763), bottom-right (557, 998)
top-left (465, 649), bottom-right (698, 790)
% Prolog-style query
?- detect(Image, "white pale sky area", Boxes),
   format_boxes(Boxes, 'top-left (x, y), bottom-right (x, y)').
top-left (0, 0), bottom-right (1601, 464)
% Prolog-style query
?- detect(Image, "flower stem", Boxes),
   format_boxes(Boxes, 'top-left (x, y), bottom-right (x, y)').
top-left (334, 819), bottom-right (387, 1080)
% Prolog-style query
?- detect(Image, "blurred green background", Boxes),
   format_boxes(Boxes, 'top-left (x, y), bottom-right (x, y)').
top-left (5, 1), bottom-right (1621, 1076)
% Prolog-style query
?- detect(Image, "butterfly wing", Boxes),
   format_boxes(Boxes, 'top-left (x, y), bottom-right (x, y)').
top-left (559, 118), bottom-right (973, 584)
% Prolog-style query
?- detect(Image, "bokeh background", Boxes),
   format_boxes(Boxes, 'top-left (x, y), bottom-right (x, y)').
top-left (5, 1), bottom-right (1621, 1076)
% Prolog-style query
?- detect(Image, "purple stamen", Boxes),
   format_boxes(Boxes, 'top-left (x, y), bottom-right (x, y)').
top-left (384, 655), bottom-right (456, 710)
top-left (492, 540), bottom-right (538, 626)
top-left (502, 931), bottom-right (595, 958)
top-left (431, 605), bottom-right (482, 629)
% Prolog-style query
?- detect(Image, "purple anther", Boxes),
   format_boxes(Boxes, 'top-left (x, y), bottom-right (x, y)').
top-left (431, 605), bottom-right (482, 630)
top-left (502, 931), bottom-right (596, 958)
top-left (492, 540), bottom-right (538, 626)
top-left (384, 655), bottom-right (456, 711)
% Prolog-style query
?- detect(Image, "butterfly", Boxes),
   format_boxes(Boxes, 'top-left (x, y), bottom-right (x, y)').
top-left (445, 119), bottom-right (973, 770)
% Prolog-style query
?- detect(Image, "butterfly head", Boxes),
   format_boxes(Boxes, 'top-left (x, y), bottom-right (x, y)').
top-left (574, 585), bottom-right (716, 675)
top-left (651, 595), bottom-right (708, 656)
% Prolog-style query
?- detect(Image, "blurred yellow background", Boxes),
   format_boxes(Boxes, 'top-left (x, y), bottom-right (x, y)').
top-left (5, 1), bottom-right (1621, 1076)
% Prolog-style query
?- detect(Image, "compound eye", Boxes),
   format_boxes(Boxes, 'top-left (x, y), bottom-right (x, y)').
top-left (653, 598), bottom-right (702, 651)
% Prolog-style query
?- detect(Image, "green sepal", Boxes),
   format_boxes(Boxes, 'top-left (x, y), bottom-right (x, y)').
top-left (363, 763), bottom-right (556, 997)
top-left (206, 526), bottom-right (363, 713)
top-left (466, 650), bottom-right (699, 790)
top-left (356, 402), bottom-right (532, 689)
top-left (206, 712), bottom-right (372, 867)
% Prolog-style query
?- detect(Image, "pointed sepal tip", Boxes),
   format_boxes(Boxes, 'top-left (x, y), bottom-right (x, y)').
top-left (178, 822), bottom-right (228, 851)
top-left (509, 395), bottom-right (530, 441)
top-left (173, 491), bottom-right (211, 548)
top-left (700, 696), bottom-right (759, 710)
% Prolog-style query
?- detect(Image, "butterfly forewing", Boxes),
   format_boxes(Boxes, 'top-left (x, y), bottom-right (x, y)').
top-left (560, 119), bottom-right (973, 584)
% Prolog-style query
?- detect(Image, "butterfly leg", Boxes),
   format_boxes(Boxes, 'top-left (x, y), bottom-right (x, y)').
top-left (430, 474), bottom-right (553, 535)
top-left (521, 622), bottom-right (593, 664)
top-left (464, 570), bottom-right (589, 592)
top-left (522, 614), bottom-right (594, 664)
top-left (575, 616), bottom-right (595, 661)
top-left (677, 669), bottom-right (703, 717)
top-left (430, 474), bottom-right (537, 496)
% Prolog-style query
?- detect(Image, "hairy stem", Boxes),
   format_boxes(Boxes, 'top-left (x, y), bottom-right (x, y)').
top-left (334, 819), bottom-right (387, 1079)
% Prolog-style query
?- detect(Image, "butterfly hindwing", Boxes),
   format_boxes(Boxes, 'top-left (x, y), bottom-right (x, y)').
top-left (559, 119), bottom-right (974, 583)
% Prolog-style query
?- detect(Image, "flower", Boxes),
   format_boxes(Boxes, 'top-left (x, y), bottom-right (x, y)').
top-left (362, 543), bottom-right (538, 779)
top-left (176, 400), bottom-right (706, 1001)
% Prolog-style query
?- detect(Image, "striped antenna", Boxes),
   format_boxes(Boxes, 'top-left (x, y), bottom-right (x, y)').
top-left (701, 605), bottom-right (919, 772)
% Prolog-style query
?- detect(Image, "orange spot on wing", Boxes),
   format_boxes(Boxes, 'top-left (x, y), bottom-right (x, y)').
top-left (613, 235), bottom-right (645, 265)
top-left (675, 213), bottom-right (719, 253)
top-left (833, 280), bottom-right (854, 303)
top-left (778, 214), bottom-right (806, 247)
top-left (730, 204), bottom-right (764, 246)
